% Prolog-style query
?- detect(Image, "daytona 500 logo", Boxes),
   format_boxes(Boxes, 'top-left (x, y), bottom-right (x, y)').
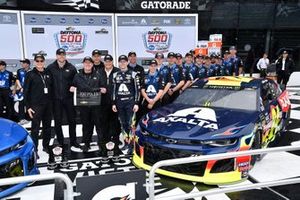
top-left (54, 27), bottom-right (87, 55)
top-left (153, 107), bottom-right (219, 130)
top-left (143, 27), bottom-right (172, 54)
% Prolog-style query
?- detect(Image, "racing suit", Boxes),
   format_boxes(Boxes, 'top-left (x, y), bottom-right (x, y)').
top-left (0, 70), bottom-right (14, 120)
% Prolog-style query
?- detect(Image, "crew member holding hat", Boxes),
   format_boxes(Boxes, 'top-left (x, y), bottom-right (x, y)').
top-left (24, 54), bottom-right (53, 154)
top-left (0, 60), bottom-right (14, 120)
top-left (47, 48), bottom-right (80, 150)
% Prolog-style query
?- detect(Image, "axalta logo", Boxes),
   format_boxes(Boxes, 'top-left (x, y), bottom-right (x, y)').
top-left (92, 182), bottom-right (136, 200)
top-left (118, 84), bottom-right (130, 95)
top-left (153, 107), bottom-right (219, 130)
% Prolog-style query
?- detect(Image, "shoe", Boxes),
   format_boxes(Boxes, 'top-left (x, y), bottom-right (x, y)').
top-left (71, 142), bottom-right (82, 149)
top-left (82, 145), bottom-right (90, 153)
top-left (112, 156), bottom-right (120, 162)
top-left (101, 157), bottom-right (110, 163)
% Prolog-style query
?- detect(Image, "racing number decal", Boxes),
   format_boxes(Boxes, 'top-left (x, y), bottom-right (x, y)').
top-left (278, 90), bottom-right (291, 112)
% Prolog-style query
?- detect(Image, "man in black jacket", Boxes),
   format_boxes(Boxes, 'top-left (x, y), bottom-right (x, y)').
top-left (47, 48), bottom-right (80, 150)
top-left (92, 49), bottom-right (105, 72)
top-left (71, 56), bottom-right (107, 152)
top-left (24, 54), bottom-right (53, 153)
top-left (276, 50), bottom-right (295, 87)
top-left (99, 54), bottom-right (121, 156)
top-left (127, 51), bottom-right (145, 83)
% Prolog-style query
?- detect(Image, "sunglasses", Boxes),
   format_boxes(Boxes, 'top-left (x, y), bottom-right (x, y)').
top-left (35, 60), bottom-right (44, 63)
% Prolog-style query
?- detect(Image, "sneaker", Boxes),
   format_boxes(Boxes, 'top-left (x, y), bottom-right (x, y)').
top-left (71, 142), bottom-right (82, 149)
top-left (70, 142), bottom-right (82, 152)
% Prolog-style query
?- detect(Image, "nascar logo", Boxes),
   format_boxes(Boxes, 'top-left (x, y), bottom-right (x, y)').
top-left (54, 27), bottom-right (87, 56)
top-left (153, 107), bottom-right (219, 130)
top-left (143, 27), bottom-right (172, 54)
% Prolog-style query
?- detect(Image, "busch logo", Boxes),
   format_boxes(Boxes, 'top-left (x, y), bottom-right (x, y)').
top-left (143, 27), bottom-right (172, 54)
top-left (153, 107), bottom-right (219, 130)
top-left (54, 27), bottom-right (87, 56)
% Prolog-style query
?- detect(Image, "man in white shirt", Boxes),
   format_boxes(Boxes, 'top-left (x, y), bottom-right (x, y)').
top-left (256, 53), bottom-right (269, 78)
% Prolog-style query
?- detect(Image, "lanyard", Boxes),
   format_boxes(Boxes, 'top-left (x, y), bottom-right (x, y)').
top-left (38, 72), bottom-right (47, 88)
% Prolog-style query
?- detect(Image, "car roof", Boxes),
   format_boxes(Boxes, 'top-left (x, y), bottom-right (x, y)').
top-left (192, 76), bottom-right (266, 90)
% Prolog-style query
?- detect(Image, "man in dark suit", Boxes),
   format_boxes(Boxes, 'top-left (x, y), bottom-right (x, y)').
top-left (276, 50), bottom-right (295, 87)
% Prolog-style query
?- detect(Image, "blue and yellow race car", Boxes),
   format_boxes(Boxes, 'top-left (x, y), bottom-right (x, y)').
top-left (133, 77), bottom-right (291, 184)
top-left (0, 118), bottom-right (39, 198)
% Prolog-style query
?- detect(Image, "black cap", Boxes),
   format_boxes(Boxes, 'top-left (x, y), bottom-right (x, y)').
top-left (229, 46), bottom-right (236, 51)
top-left (20, 59), bottom-right (31, 65)
top-left (82, 56), bottom-right (94, 63)
top-left (128, 51), bottom-right (137, 57)
top-left (34, 54), bottom-right (45, 61)
top-left (118, 55), bottom-right (128, 62)
top-left (167, 52), bottom-right (175, 58)
top-left (176, 53), bottom-right (183, 59)
top-left (195, 54), bottom-right (203, 58)
top-left (150, 59), bottom-right (158, 66)
top-left (104, 54), bottom-right (113, 61)
top-left (210, 53), bottom-right (218, 58)
top-left (155, 52), bottom-right (164, 59)
top-left (0, 60), bottom-right (6, 66)
top-left (282, 50), bottom-right (289, 54)
top-left (56, 48), bottom-right (66, 55)
top-left (185, 52), bottom-right (193, 57)
top-left (92, 49), bottom-right (101, 56)
top-left (224, 50), bottom-right (230, 55)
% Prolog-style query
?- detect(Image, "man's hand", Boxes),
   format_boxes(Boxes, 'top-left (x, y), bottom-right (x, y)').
top-left (100, 87), bottom-right (107, 94)
top-left (27, 108), bottom-right (35, 119)
top-left (133, 104), bottom-right (139, 113)
top-left (69, 86), bottom-right (76, 92)
top-left (112, 105), bottom-right (118, 112)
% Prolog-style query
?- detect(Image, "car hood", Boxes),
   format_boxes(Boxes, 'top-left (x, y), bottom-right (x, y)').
top-left (139, 104), bottom-right (259, 140)
top-left (0, 118), bottom-right (28, 151)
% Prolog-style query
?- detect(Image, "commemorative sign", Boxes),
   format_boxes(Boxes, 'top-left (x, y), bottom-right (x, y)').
top-left (143, 27), bottom-right (172, 54)
top-left (74, 88), bottom-right (101, 106)
top-left (54, 26), bottom-right (87, 56)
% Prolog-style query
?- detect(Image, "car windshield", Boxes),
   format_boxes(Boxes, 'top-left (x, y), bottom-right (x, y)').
top-left (174, 88), bottom-right (258, 111)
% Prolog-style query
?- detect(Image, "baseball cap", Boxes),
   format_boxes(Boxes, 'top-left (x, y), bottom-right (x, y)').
top-left (20, 59), bottom-right (31, 65)
top-left (128, 51), bottom-right (137, 57)
top-left (229, 46), bottom-right (236, 51)
top-left (155, 52), bottom-right (164, 59)
top-left (185, 52), bottom-right (193, 57)
top-left (118, 55), bottom-right (128, 62)
top-left (92, 49), bottom-right (101, 56)
top-left (167, 52), bottom-right (176, 58)
top-left (82, 56), bottom-right (94, 63)
top-left (224, 50), bottom-right (230, 55)
top-left (0, 60), bottom-right (6, 66)
top-left (150, 59), bottom-right (158, 66)
top-left (104, 54), bottom-right (113, 61)
top-left (56, 48), bottom-right (66, 55)
top-left (282, 50), bottom-right (289, 54)
top-left (176, 53), bottom-right (183, 59)
top-left (34, 54), bottom-right (45, 61)
top-left (195, 54), bottom-right (203, 58)
top-left (210, 53), bottom-right (218, 58)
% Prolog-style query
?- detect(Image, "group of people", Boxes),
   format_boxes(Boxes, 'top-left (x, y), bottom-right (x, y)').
top-left (0, 46), bottom-right (294, 158)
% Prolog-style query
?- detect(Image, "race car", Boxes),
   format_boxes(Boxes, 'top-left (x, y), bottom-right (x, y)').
top-left (0, 118), bottom-right (39, 198)
top-left (133, 76), bottom-right (291, 184)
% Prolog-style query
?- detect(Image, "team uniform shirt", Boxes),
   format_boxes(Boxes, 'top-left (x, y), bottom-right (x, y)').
top-left (229, 56), bottom-right (243, 76)
top-left (207, 64), bottom-right (218, 77)
top-left (142, 71), bottom-right (164, 99)
top-left (158, 65), bottom-right (172, 87)
top-left (112, 69), bottom-right (140, 104)
top-left (0, 70), bottom-right (13, 89)
top-left (222, 59), bottom-right (233, 75)
top-left (169, 64), bottom-right (185, 88)
top-left (198, 65), bottom-right (208, 79)
top-left (17, 68), bottom-right (30, 87)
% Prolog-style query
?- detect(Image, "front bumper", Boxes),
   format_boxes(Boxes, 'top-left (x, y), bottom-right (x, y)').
top-left (0, 136), bottom-right (39, 198)
top-left (133, 142), bottom-right (250, 185)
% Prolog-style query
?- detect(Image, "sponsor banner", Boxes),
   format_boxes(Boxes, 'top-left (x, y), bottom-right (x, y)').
top-left (22, 12), bottom-right (114, 65)
top-left (209, 34), bottom-right (222, 42)
top-left (74, 88), bottom-right (101, 106)
top-left (195, 40), bottom-right (208, 56)
top-left (208, 41), bottom-right (222, 56)
top-left (0, 10), bottom-right (23, 70)
top-left (116, 14), bottom-right (197, 62)
top-left (76, 170), bottom-right (147, 200)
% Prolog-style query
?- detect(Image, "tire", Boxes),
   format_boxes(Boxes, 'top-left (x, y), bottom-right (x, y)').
top-left (251, 129), bottom-right (263, 164)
